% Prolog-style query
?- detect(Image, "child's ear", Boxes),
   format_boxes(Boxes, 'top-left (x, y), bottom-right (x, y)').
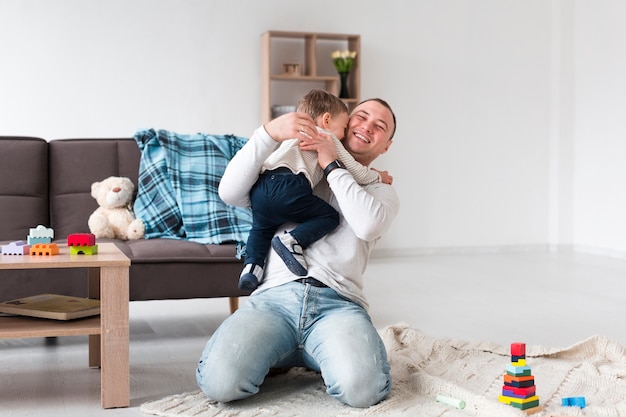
top-left (320, 112), bottom-right (332, 129)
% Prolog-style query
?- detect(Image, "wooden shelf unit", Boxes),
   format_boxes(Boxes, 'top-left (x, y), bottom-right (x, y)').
top-left (261, 30), bottom-right (361, 123)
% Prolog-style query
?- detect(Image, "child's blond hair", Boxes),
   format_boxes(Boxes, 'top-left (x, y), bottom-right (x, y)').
top-left (297, 89), bottom-right (348, 120)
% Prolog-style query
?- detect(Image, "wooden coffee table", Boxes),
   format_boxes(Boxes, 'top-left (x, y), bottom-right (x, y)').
top-left (0, 242), bottom-right (131, 408)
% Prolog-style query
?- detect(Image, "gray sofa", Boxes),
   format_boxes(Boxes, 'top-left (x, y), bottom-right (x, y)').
top-left (0, 136), bottom-right (248, 312)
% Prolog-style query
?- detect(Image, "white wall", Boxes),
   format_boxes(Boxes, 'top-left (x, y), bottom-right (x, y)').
top-left (1, 0), bottom-right (625, 255)
top-left (573, 1), bottom-right (626, 255)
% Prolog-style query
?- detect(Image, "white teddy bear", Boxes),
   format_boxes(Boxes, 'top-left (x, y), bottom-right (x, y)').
top-left (88, 176), bottom-right (145, 240)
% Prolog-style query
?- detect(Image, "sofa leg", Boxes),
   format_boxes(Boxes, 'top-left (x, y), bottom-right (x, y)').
top-left (229, 297), bottom-right (239, 314)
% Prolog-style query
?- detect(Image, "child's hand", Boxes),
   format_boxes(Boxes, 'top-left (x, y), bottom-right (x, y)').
top-left (299, 131), bottom-right (338, 169)
top-left (373, 168), bottom-right (393, 185)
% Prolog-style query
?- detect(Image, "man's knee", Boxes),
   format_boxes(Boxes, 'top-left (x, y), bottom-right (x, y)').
top-left (196, 360), bottom-right (253, 403)
top-left (328, 370), bottom-right (391, 408)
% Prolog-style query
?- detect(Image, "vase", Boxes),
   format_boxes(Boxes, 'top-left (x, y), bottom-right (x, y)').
top-left (338, 72), bottom-right (350, 98)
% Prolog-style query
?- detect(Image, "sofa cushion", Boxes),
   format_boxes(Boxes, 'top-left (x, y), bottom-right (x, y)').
top-left (0, 137), bottom-right (49, 240)
top-left (110, 238), bottom-right (240, 263)
top-left (48, 138), bottom-right (140, 240)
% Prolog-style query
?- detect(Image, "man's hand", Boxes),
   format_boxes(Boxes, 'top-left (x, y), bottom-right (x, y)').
top-left (373, 168), bottom-right (393, 185)
top-left (264, 112), bottom-right (317, 143)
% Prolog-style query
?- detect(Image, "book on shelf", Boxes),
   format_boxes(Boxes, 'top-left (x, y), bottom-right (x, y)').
top-left (0, 294), bottom-right (100, 320)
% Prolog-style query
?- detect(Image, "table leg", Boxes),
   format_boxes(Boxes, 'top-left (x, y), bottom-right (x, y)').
top-left (88, 268), bottom-right (101, 368)
top-left (100, 265), bottom-right (130, 408)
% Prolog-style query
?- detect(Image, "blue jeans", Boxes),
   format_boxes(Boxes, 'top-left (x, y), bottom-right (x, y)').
top-left (196, 282), bottom-right (391, 408)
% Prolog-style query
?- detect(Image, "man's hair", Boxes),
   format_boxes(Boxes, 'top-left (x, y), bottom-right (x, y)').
top-left (297, 89), bottom-right (348, 120)
top-left (356, 98), bottom-right (397, 140)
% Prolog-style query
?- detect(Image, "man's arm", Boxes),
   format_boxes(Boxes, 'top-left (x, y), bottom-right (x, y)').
top-left (326, 169), bottom-right (399, 241)
top-left (218, 112), bottom-right (318, 207)
top-left (218, 126), bottom-right (276, 207)
top-left (304, 132), bottom-right (398, 241)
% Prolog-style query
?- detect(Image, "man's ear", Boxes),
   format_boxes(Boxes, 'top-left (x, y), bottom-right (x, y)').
top-left (380, 139), bottom-right (393, 156)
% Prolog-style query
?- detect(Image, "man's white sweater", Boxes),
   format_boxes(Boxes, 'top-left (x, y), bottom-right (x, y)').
top-left (219, 127), bottom-right (399, 309)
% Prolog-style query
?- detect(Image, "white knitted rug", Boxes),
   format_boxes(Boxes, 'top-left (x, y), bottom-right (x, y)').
top-left (140, 323), bottom-right (626, 417)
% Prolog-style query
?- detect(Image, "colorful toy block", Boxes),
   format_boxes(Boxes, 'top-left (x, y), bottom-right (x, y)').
top-left (511, 358), bottom-right (527, 366)
top-left (499, 342), bottom-right (539, 414)
top-left (70, 244), bottom-right (98, 255)
top-left (498, 394), bottom-right (540, 410)
top-left (1, 240), bottom-right (31, 255)
top-left (562, 396), bottom-right (586, 408)
top-left (27, 225), bottom-right (54, 244)
top-left (27, 236), bottom-right (52, 244)
top-left (510, 342), bottom-right (526, 357)
top-left (507, 363), bottom-right (532, 376)
top-left (502, 385), bottom-right (536, 399)
top-left (67, 233), bottom-right (96, 247)
top-left (30, 243), bottom-right (59, 256)
top-left (503, 374), bottom-right (535, 388)
top-left (67, 233), bottom-right (98, 255)
top-left (29, 225), bottom-right (54, 238)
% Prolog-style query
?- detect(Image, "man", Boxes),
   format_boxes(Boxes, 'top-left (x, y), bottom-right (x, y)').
top-left (197, 98), bottom-right (399, 408)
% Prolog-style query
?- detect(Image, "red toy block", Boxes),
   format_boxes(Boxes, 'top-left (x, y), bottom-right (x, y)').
top-left (67, 233), bottom-right (96, 247)
top-left (511, 342), bottom-right (526, 357)
top-left (502, 385), bottom-right (536, 398)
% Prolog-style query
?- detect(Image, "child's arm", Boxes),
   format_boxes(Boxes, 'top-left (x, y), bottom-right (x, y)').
top-left (333, 138), bottom-right (382, 185)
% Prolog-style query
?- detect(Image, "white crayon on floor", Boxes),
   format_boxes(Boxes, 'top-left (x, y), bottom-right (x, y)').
top-left (436, 394), bottom-right (466, 409)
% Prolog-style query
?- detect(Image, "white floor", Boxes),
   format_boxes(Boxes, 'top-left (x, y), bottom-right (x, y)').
top-left (1, 250), bottom-right (625, 417)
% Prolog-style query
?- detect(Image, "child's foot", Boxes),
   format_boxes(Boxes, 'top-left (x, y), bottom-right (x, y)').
top-left (238, 264), bottom-right (263, 291)
top-left (271, 233), bottom-right (308, 276)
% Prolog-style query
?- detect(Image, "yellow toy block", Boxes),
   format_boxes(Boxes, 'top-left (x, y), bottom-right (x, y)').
top-left (499, 395), bottom-right (540, 410)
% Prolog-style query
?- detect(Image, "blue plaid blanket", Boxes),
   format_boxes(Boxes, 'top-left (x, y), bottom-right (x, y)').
top-left (133, 128), bottom-right (252, 246)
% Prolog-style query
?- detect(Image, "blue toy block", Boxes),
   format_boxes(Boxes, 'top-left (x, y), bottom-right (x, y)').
top-left (27, 236), bottom-right (52, 245)
top-left (562, 397), bottom-right (586, 408)
top-left (506, 363), bottom-right (532, 377)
